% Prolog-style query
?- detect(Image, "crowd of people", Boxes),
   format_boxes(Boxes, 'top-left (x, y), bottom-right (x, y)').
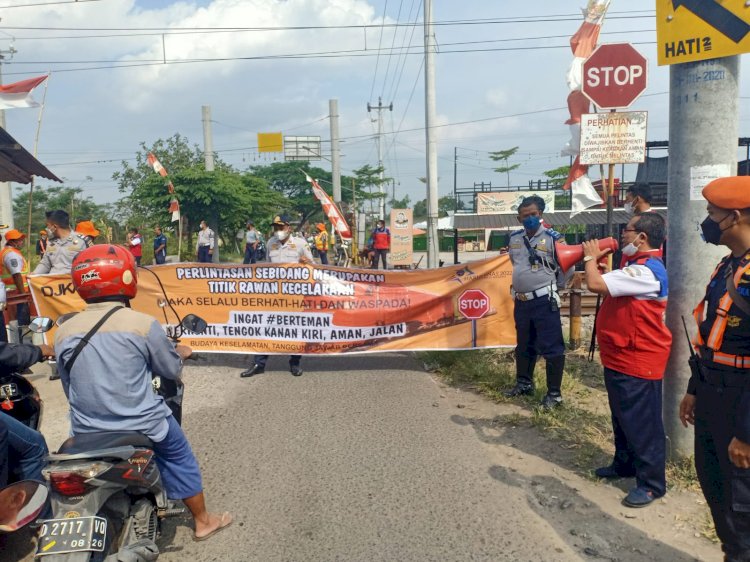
top-left (505, 182), bottom-right (750, 560)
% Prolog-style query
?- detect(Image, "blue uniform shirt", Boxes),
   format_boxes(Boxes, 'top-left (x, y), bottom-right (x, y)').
top-left (508, 226), bottom-right (570, 293)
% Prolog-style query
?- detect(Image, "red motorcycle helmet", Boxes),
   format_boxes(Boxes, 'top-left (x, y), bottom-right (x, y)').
top-left (71, 244), bottom-right (138, 302)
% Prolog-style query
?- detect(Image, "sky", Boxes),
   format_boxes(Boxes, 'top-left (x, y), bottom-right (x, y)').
top-left (0, 0), bottom-right (749, 212)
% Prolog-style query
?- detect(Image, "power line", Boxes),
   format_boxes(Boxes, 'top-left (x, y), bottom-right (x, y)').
top-left (380, 0), bottom-right (403, 101)
top-left (368, 0), bottom-right (389, 102)
top-left (0, 0), bottom-right (99, 8)
top-left (386, 0), bottom-right (422, 103)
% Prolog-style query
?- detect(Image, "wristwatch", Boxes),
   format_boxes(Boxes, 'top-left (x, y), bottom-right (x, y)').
top-left (583, 255), bottom-right (594, 263)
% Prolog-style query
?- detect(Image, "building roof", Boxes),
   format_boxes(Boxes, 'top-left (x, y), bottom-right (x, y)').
top-left (453, 208), bottom-right (667, 230)
top-left (0, 127), bottom-right (61, 184)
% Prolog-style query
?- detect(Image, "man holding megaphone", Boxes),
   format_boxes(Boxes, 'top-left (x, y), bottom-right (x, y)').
top-left (505, 195), bottom-right (573, 409)
top-left (582, 212), bottom-right (670, 508)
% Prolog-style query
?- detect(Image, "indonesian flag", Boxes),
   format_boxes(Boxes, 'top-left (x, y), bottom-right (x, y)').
top-left (304, 172), bottom-right (352, 240)
top-left (147, 152), bottom-right (169, 177)
top-left (563, 0), bottom-right (611, 217)
top-left (168, 198), bottom-right (180, 222)
top-left (0, 75), bottom-right (48, 110)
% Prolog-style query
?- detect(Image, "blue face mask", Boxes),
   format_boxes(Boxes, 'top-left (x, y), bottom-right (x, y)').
top-left (522, 215), bottom-right (541, 231)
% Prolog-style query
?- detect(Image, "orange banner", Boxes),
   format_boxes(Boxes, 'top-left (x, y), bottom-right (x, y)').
top-left (29, 257), bottom-right (516, 354)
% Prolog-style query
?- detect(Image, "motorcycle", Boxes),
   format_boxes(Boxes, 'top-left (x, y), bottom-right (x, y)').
top-left (0, 316), bottom-right (54, 431)
top-left (35, 310), bottom-right (208, 561)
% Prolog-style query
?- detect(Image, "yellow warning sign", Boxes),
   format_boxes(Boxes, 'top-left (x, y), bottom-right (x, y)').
top-left (257, 132), bottom-right (283, 153)
top-left (656, 0), bottom-right (750, 65)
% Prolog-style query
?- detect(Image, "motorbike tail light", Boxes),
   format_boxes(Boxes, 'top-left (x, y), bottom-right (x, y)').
top-left (43, 462), bottom-right (112, 496)
top-left (48, 472), bottom-right (91, 496)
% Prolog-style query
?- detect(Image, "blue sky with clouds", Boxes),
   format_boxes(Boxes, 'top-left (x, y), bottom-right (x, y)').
top-left (1, 0), bottom-right (748, 210)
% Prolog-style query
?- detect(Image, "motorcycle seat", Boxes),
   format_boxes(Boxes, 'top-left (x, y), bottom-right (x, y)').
top-left (57, 431), bottom-right (154, 455)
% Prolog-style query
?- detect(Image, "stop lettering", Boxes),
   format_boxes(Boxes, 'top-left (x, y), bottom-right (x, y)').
top-left (458, 289), bottom-right (490, 320)
top-left (585, 65), bottom-right (644, 88)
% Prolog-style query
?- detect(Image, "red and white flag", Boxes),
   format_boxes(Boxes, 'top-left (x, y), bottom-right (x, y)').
top-left (147, 152), bottom-right (169, 178)
top-left (147, 152), bottom-right (179, 222)
top-left (304, 172), bottom-right (352, 240)
top-left (0, 75), bottom-right (48, 110)
top-left (564, 0), bottom-right (611, 217)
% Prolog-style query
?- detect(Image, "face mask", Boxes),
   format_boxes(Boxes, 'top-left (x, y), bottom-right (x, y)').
top-left (522, 215), bottom-right (541, 231)
top-left (277, 230), bottom-right (290, 241)
top-left (701, 214), bottom-right (731, 245)
top-left (624, 202), bottom-right (634, 215)
top-left (46, 227), bottom-right (56, 239)
top-left (621, 242), bottom-right (639, 256)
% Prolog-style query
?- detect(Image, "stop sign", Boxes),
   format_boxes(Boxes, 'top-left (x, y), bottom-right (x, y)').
top-left (582, 43), bottom-right (648, 110)
top-left (458, 289), bottom-right (490, 320)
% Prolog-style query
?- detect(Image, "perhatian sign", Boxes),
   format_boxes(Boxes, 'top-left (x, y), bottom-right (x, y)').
top-left (656, 0), bottom-right (750, 65)
top-left (579, 111), bottom-right (648, 165)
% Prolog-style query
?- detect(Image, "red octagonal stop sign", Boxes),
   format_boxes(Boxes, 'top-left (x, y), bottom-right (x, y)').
top-left (582, 43), bottom-right (648, 110)
top-left (458, 289), bottom-right (490, 320)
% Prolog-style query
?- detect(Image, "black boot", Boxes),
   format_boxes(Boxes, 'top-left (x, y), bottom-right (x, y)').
top-left (240, 364), bottom-right (264, 378)
top-left (541, 355), bottom-right (565, 409)
top-left (505, 353), bottom-right (536, 397)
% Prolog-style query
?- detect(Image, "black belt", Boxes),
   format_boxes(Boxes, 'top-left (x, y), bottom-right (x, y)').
top-left (696, 354), bottom-right (750, 388)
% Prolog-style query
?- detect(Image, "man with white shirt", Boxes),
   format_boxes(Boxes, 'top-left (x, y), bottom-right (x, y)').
top-left (582, 212), bottom-right (670, 508)
top-left (196, 220), bottom-right (215, 263)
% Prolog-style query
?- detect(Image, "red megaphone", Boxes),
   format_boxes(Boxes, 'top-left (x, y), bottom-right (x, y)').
top-left (555, 237), bottom-right (618, 272)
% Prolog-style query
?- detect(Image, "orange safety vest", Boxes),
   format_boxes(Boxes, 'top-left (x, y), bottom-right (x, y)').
top-left (693, 255), bottom-right (750, 368)
top-left (0, 246), bottom-right (29, 293)
top-left (315, 231), bottom-right (328, 251)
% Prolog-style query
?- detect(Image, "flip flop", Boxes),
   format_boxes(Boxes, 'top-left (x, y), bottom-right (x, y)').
top-left (193, 512), bottom-right (233, 542)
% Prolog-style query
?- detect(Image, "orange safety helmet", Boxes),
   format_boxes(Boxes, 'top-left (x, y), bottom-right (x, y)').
top-left (71, 244), bottom-right (138, 302)
top-left (4, 229), bottom-right (25, 242)
top-left (75, 221), bottom-right (100, 238)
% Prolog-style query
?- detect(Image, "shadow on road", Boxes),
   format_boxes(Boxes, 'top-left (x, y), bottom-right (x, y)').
top-left (488, 465), bottom-right (699, 561)
top-left (191, 352), bottom-right (421, 373)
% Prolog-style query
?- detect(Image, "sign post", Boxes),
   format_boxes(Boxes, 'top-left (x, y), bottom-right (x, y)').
top-left (581, 43), bottom-right (648, 238)
top-left (458, 289), bottom-right (490, 347)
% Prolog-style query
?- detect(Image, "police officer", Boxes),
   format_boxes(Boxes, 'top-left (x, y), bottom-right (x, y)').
top-left (240, 215), bottom-right (313, 378)
top-left (680, 176), bottom-right (750, 561)
top-left (504, 195), bottom-right (572, 409)
top-left (34, 210), bottom-right (88, 275)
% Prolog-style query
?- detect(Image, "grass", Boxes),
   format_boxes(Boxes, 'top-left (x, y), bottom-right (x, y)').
top-left (420, 349), bottom-right (702, 492)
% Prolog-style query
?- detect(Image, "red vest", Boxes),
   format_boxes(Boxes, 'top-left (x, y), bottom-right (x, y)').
top-left (596, 253), bottom-right (671, 380)
top-left (372, 228), bottom-right (390, 250)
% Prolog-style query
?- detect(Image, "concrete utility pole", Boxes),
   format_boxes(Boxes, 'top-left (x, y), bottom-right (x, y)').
top-left (201, 105), bottom-right (219, 263)
top-left (0, 45), bottom-right (17, 230)
top-left (663, 56), bottom-right (740, 459)
top-left (424, 0), bottom-right (440, 268)
top-left (367, 97), bottom-right (392, 219)
top-left (329, 99), bottom-right (342, 204)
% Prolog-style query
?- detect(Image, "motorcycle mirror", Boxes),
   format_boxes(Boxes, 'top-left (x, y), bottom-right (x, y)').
top-left (55, 312), bottom-right (78, 327)
top-left (180, 314), bottom-right (208, 334)
top-left (0, 481), bottom-right (48, 533)
top-left (28, 317), bottom-right (53, 333)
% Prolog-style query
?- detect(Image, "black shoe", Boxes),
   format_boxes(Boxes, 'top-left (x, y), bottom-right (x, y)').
top-left (240, 365), bottom-right (264, 378)
top-left (290, 365), bottom-right (303, 377)
top-left (504, 384), bottom-right (534, 397)
top-left (540, 393), bottom-right (563, 410)
top-left (595, 465), bottom-right (635, 479)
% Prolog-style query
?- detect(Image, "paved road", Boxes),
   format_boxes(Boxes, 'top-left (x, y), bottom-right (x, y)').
top-left (6, 352), bottom-right (716, 561)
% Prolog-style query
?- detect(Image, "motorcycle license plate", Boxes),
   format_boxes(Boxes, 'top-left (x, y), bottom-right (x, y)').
top-left (36, 516), bottom-right (106, 556)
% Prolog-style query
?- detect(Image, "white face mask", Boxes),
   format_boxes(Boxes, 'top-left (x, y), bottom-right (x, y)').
top-left (623, 202), bottom-right (634, 215)
top-left (277, 230), bottom-right (290, 241)
top-left (621, 242), bottom-right (638, 257)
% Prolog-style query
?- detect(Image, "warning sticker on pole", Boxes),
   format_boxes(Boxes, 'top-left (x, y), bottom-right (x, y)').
top-left (690, 164), bottom-right (732, 201)
top-left (579, 111), bottom-right (648, 165)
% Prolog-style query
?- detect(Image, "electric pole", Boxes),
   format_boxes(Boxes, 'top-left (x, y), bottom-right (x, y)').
top-left (663, 56), bottom-right (740, 459)
top-left (329, 99), bottom-right (341, 204)
top-left (367, 97), bottom-right (392, 220)
top-left (0, 44), bottom-right (17, 230)
top-left (201, 105), bottom-right (219, 263)
top-left (424, 0), bottom-right (440, 268)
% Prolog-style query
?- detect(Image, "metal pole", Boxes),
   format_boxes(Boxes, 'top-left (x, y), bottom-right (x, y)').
top-left (201, 105), bottom-right (219, 263)
top-left (424, 0), bottom-right (440, 269)
top-left (0, 48), bottom-right (15, 231)
top-left (27, 74), bottom-right (49, 262)
top-left (664, 56), bottom-right (740, 459)
top-left (329, 99), bottom-right (342, 204)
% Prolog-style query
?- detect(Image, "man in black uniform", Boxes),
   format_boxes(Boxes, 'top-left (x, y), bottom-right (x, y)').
top-left (680, 176), bottom-right (750, 561)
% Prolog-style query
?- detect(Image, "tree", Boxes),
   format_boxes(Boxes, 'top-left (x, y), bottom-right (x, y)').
top-left (388, 195), bottom-right (411, 209)
top-left (543, 165), bottom-right (572, 189)
top-left (489, 147), bottom-right (521, 187)
top-left (413, 195), bottom-right (459, 221)
top-left (352, 164), bottom-right (391, 216)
